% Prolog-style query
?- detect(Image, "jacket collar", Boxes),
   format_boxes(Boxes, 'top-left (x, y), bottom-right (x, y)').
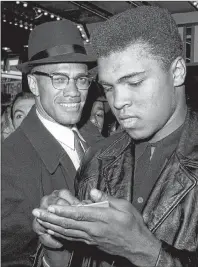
top-left (175, 108), bottom-right (198, 164)
top-left (97, 131), bottom-right (132, 160)
top-left (20, 106), bottom-right (66, 174)
top-left (143, 109), bottom-right (198, 231)
top-left (97, 108), bottom-right (198, 164)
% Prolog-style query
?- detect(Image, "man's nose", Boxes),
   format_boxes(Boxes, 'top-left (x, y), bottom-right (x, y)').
top-left (62, 81), bottom-right (80, 97)
top-left (113, 87), bottom-right (131, 110)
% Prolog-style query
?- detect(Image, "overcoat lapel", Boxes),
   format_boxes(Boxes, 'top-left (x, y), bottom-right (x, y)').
top-left (59, 153), bottom-right (76, 195)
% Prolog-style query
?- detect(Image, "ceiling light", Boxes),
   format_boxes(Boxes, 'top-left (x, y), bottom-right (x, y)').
top-left (9, 22), bottom-right (13, 24)
top-left (192, 1), bottom-right (198, 7)
top-left (30, 28), bottom-right (33, 31)
top-left (2, 47), bottom-right (10, 51)
top-left (50, 14), bottom-right (55, 18)
top-left (14, 22), bottom-right (18, 26)
top-left (16, 1), bottom-right (20, 4)
top-left (85, 39), bottom-right (90, 43)
top-left (56, 17), bottom-right (60, 20)
top-left (3, 19), bottom-right (6, 22)
top-left (44, 11), bottom-right (48, 16)
top-left (23, 3), bottom-right (28, 7)
top-left (24, 26), bottom-right (28, 30)
top-left (38, 9), bottom-right (42, 13)
top-left (20, 24), bottom-right (23, 28)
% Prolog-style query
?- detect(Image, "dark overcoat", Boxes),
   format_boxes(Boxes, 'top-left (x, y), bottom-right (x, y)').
top-left (2, 106), bottom-right (103, 267)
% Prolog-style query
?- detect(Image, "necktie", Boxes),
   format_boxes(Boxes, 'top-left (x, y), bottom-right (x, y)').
top-left (73, 130), bottom-right (87, 162)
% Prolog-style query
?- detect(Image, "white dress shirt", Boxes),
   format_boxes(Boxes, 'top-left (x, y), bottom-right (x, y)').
top-left (36, 111), bottom-right (85, 170)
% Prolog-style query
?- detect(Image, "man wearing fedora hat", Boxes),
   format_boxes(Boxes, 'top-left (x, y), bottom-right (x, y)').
top-left (2, 19), bottom-right (103, 267)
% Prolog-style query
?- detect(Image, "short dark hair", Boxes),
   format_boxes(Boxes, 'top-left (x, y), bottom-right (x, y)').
top-left (91, 6), bottom-right (183, 69)
top-left (11, 92), bottom-right (35, 120)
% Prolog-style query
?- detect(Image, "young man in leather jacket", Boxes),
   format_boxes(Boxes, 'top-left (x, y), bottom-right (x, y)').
top-left (32, 6), bottom-right (198, 267)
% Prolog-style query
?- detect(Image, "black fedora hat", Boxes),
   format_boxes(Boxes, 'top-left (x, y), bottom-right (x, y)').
top-left (18, 19), bottom-right (96, 73)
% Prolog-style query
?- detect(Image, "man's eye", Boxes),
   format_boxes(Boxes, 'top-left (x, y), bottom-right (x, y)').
top-left (54, 76), bottom-right (66, 83)
top-left (102, 85), bottom-right (113, 93)
top-left (128, 80), bottom-right (143, 87)
top-left (96, 114), bottom-right (104, 118)
top-left (15, 114), bottom-right (23, 119)
top-left (77, 77), bottom-right (88, 85)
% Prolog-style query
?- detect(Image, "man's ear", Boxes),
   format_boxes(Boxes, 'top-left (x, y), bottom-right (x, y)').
top-left (27, 75), bottom-right (39, 96)
top-left (171, 57), bottom-right (186, 87)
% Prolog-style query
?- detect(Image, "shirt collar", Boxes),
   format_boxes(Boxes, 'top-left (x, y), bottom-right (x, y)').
top-left (135, 123), bottom-right (184, 162)
top-left (36, 110), bottom-right (85, 150)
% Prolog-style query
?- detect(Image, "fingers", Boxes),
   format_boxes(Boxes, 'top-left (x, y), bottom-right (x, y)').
top-left (38, 220), bottom-right (96, 245)
top-left (89, 189), bottom-right (129, 212)
top-left (39, 232), bottom-right (63, 249)
top-left (56, 198), bottom-right (70, 206)
top-left (89, 189), bottom-right (138, 216)
top-left (57, 189), bottom-right (80, 205)
top-left (80, 200), bottom-right (93, 205)
top-left (48, 205), bottom-right (108, 222)
top-left (32, 217), bottom-right (63, 249)
top-left (90, 189), bottom-right (108, 203)
top-left (40, 190), bottom-right (80, 210)
top-left (33, 217), bottom-right (47, 235)
top-left (32, 207), bottom-right (99, 230)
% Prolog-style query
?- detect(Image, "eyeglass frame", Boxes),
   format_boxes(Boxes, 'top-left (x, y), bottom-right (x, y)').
top-left (31, 71), bottom-right (94, 90)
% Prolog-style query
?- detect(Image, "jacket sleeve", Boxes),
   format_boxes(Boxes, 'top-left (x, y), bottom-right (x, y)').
top-left (155, 241), bottom-right (198, 267)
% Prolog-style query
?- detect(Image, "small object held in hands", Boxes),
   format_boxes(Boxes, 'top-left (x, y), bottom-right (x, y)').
top-left (75, 200), bottom-right (109, 208)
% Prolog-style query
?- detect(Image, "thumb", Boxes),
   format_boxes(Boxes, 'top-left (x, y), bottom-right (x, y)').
top-left (90, 189), bottom-right (108, 202)
top-left (90, 189), bottom-right (134, 213)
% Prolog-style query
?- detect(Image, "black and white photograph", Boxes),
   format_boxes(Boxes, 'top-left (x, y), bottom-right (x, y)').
top-left (1, 1), bottom-right (198, 266)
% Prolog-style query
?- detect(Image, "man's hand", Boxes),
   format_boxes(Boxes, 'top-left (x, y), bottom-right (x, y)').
top-left (32, 189), bottom-right (81, 249)
top-left (32, 189), bottom-right (161, 266)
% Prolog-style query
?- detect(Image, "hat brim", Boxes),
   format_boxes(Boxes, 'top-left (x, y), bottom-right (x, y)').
top-left (17, 53), bottom-right (97, 73)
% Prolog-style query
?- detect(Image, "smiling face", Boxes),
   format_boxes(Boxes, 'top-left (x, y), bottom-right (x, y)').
top-left (98, 43), bottom-right (186, 142)
top-left (12, 98), bottom-right (35, 129)
top-left (28, 63), bottom-right (89, 126)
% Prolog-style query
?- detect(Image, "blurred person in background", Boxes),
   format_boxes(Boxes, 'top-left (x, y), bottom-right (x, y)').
top-left (90, 96), bottom-right (105, 133)
top-left (1, 105), bottom-right (14, 141)
top-left (1, 92), bottom-right (35, 141)
top-left (11, 91), bottom-right (35, 129)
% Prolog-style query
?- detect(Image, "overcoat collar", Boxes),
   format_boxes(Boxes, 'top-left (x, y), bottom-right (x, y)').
top-left (20, 106), bottom-right (103, 174)
top-left (20, 106), bottom-right (71, 174)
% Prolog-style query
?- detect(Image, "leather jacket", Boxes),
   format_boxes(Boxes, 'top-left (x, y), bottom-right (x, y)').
top-left (75, 109), bottom-right (198, 267)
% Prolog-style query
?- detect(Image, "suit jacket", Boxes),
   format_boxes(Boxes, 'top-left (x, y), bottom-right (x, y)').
top-left (76, 109), bottom-right (198, 267)
top-left (2, 106), bottom-right (103, 267)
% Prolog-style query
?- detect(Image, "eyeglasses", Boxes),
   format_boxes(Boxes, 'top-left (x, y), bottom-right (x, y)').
top-left (32, 71), bottom-right (93, 90)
